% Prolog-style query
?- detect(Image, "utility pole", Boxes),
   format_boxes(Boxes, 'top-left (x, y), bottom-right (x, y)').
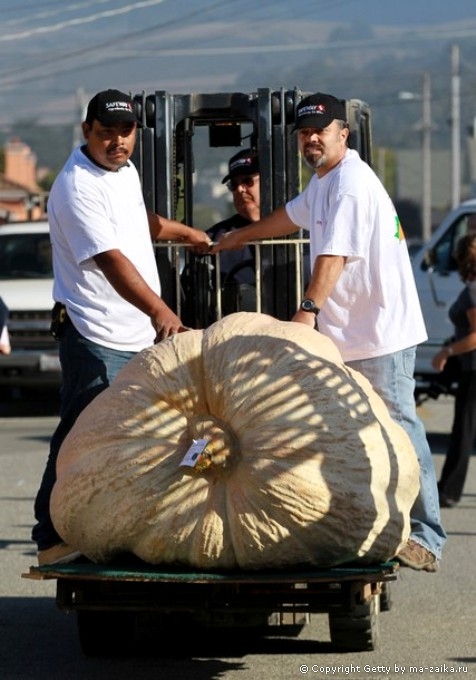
top-left (451, 44), bottom-right (461, 209)
top-left (398, 78), bottom-right (433, 242)
top-left (421, 72), bottom-right (432, 243)
top-left (72, 87), bottom-right (86, 150)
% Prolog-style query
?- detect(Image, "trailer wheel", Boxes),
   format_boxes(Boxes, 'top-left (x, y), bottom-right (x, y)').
top-left (380, 582), bottom-right (393, 612)
top-left (328, 594), bottom-right (380, 652)
top-left (76, 610), bottom-right (136, 657)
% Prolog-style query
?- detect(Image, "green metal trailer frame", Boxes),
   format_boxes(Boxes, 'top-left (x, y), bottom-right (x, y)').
top-left (24, 559), bottom-right (397, 655)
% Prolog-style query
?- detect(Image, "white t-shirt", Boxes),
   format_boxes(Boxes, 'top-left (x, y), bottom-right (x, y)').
top-left (286, 149), bottom-right (427, 362)
top-left (48, 146), bottom-right (160, 351)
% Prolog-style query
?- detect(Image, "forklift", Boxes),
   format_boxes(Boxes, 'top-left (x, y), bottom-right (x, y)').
top-left (131, 87), bottom-right (372, 327)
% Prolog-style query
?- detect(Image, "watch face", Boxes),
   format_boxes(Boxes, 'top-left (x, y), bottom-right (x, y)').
top-left (301, 299), bottom-right (316, 312)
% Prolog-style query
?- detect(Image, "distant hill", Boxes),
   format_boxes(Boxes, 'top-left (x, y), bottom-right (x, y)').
top-left (2, 0), bottom-right (476, 168)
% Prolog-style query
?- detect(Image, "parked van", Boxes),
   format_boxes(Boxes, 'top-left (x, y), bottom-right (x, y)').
top-left (0, 221), bottom-right (60, 388)
top-left (412, 198), bottom-right (476, 399)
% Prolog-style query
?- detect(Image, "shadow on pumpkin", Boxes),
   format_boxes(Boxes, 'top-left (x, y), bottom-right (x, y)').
top-left (50, 313), bottom-right (418, 570)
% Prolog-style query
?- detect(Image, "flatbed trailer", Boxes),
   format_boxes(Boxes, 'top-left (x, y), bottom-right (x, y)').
top-left (23, 559), bottom-right (398, 656)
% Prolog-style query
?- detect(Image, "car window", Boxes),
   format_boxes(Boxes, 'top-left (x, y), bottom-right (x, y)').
top-left (0, 233), bottom-right (53, 279)
top-left (428, 214), bottom-right (475, 273)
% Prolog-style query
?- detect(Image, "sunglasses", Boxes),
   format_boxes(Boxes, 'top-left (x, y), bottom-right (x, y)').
top-left (226, 176), bottom-right (256, 192)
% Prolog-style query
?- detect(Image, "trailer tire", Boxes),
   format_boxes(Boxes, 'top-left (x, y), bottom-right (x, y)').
top-left (380, 582), bottom-right (393, 612)
top-left (328, 594), bottom-right (380, 652)
top-left (76, 610), bottom-right (136, 657)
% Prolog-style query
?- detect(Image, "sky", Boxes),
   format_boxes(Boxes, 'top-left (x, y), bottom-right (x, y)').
top-left (1, 0), bottom-right (476, 127)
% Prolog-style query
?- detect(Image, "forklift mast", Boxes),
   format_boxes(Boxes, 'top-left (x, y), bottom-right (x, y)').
top-left (131, 88), bottom-right (372, 328)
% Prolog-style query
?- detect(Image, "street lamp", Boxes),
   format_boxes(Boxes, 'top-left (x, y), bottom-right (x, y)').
top-left (398, 72), bottom-right (432, 243)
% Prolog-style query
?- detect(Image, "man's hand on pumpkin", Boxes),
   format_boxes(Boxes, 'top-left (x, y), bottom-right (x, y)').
top-left (152, 308), bottom-right (191, 341)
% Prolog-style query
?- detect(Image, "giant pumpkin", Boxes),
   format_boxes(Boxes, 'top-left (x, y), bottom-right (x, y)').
top-left (51, 312), bottom-right (420, 570)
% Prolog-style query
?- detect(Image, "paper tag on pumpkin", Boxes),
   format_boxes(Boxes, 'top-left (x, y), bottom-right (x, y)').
top-left (180, 439), bottom-right (210, 469)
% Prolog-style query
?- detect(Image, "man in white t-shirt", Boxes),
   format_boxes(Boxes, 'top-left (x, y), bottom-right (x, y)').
top-left (32, 89), bottom-right (211, 566)
top-left (212, 92), bottom-right (446, 573)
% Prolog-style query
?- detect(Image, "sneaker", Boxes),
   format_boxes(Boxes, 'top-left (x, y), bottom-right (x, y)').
top-left (395, 539), bottom-right (439, 573)
top-left (37, 542), bottom-right (82, 566)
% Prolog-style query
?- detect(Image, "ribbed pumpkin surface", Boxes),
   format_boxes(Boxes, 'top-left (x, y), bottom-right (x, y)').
top-left (51, 312), bottom-right (419, 569)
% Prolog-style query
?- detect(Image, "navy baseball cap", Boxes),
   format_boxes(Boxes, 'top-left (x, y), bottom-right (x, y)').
top-left (85, 89), bottom-right (141, 126)
top-left (293, 93), bottom-right (347, 131)
top-left (221, 149), bottom-right (259, 184)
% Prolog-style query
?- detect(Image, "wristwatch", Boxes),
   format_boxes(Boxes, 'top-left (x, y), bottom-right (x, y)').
top-left (300, 299), bottom-right (320, 315)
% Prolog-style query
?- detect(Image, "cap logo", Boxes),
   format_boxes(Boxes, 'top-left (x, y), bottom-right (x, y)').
top-left (105, 101), bottom-right (133, 114)
top-left (221, 148), bottom-right (259, 183)
top-left (230, 157), bottom-right (253, 172)
top-left (298, 104), bottom-right (326, 118)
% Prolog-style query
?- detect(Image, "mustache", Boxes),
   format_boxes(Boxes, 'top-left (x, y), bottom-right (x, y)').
top-left (106, 144), bottom-right (127, 153)
top-left (305, 143), bottom-right (322, 152)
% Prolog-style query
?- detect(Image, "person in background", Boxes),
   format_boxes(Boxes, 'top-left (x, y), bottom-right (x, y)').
top-left (0, 297), bottom-right (11, 355)
top-left (212, 91), bottom-right (446, 572)
top-left (182, 148), bottom-right (261, 325)
top-left (203, 148), bottom-right (310, 318)
top-left (208, 148), bottom-right (260, 287)
top-left (432, 233), bottom-right (476, 507)
top-left (32, 89), bottom-right (211, 566)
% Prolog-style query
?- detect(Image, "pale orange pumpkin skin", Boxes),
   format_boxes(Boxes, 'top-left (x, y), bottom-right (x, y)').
top-left (51, 312), bottom-right (420, 570)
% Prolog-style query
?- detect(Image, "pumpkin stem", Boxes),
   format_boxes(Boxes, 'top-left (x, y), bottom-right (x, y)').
top-left (187, 417), bottom-right (240, 477)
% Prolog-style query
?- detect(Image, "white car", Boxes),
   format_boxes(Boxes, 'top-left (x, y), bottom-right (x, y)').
top-left (412, 198), bottom-right (476, 400)
top-left (0, 221), bottom-right (61, 388)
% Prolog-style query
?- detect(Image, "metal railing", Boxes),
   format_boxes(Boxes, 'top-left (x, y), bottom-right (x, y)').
top-left (154, 236), bottom-right (311, 328)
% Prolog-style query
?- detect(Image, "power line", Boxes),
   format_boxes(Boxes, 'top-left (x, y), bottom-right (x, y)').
top-left (3, 21), bottom-right (476, 90)
top-left (4, 0), bottom-right (476, 86)
top-left (2, 0), bottom-right (116, 28)
top-left (0, 0), bottom-right (168, 42)
top-left (0, 0), bottom-right (234, 85)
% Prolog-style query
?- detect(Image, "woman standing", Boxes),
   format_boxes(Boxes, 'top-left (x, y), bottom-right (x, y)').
top-left (432, 233), bottom-right (476, 507)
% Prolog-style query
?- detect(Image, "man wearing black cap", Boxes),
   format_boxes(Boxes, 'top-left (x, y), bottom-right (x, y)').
top-left (32, 89), bottom-right (211, 566)
top-left (212, 91), bottom-right (446, 573)
top-left (208, 149), bottom-right (260, 308)
top-left (182, 148), bottom-right (261, 323)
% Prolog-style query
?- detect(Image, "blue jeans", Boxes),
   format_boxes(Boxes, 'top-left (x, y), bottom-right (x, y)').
top-left (32, 323), bottom-right (137, 551)
top-left (347, 347), bottom-right (446, 560)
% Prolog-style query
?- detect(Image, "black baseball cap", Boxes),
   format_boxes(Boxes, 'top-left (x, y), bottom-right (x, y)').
top-left (85, 89), bottom-right (141, 126)
top-left (221, 149), bottom-right (259, 184)
top-left (293, 93), bottom-right (347, 132)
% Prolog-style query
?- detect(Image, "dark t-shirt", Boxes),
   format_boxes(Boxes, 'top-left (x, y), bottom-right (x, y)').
top-left (449, 284), bottom-right (476, 371)
top-left (207, 214), bottom-right (255, 285)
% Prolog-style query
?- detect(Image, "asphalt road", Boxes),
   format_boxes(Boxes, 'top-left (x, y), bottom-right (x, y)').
top-left (1, 392), bottom-right (475, 680)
